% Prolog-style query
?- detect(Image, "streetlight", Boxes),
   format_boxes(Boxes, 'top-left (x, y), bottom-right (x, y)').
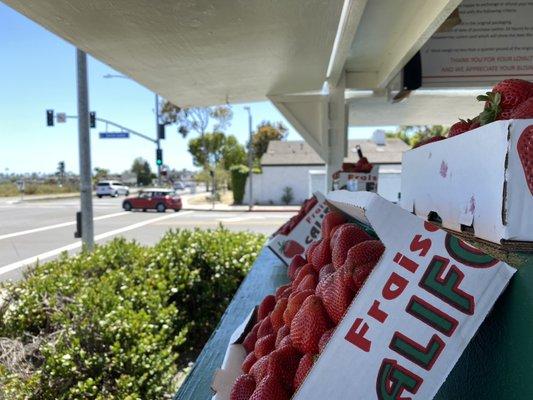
top-left (103, 74), bottom-right (162, 185)
top-left (244, 106), bottom-right (253, 211)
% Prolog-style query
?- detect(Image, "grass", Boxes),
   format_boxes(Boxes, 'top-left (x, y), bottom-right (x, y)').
top-left (0, 182), bottom-right (78, 197)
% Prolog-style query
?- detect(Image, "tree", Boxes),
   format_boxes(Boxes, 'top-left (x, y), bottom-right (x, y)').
top-left (93, 167), bottom-right (109, 183)
top-left (387, 125), bottom-right (449, 148)
top-left (131, 157), bottom-right (155, 186)
top-left (188, 133), bottom-right (245, 170)
top-left (251, 121), bottom-right (288, 162)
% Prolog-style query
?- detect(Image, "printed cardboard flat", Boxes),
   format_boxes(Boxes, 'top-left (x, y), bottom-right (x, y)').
top-left (294, 191), bottom-right (515, 399)
top-left (401, 119), bottom-right (533, 245)
top-left (332, 165), bottom-right (379, 192)
top-left (267, 192), bottom-right (328, 265)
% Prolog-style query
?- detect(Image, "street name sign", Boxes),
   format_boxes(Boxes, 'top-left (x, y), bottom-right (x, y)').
top-left (99, 132), bottom-right (129, 139)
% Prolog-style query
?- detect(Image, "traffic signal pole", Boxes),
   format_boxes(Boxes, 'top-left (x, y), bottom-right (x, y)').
top-left (76, 49), bottom-right (94, 251)
top-left (155, 94), bottom-right (162, 185)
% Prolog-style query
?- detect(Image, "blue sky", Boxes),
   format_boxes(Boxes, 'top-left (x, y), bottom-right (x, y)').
top-left (0, 3), bottom-right (396, 174)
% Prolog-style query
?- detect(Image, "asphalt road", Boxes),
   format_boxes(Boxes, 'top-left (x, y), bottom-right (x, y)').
top-left (0, 195), bottom-right (294, 281)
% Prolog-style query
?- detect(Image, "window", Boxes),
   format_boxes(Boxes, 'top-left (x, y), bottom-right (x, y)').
top-left (97, 182), bottom-right (109, 187)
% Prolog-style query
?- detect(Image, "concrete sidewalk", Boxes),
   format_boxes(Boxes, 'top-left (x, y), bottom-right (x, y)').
top-left (181, 193), bottom-right (299, 212)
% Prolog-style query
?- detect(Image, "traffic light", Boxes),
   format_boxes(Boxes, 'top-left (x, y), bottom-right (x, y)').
top-left (89, 112), bottom-right (96, 128)
top-left (156, 148), bottom-right (163, 166)
top-left (158, 123), bottom-right (165, 140)
top-left (46, 110), bottom-right (54, 126)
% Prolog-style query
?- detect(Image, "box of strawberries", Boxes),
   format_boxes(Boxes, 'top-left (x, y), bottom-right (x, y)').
top-left (332, 145), bottom-right (379, 192)
top-left (267, 192), bottom-right (328, 266)
top-left (401, 79), bottom-right (533, 247)
top-left (215, 191), bottom-right (515, 400)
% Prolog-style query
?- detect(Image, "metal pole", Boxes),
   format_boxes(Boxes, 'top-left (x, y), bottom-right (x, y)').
top-left (245, 107), bottom-right (253, 211)
top-left (76, 49), bottom-right (94, 251)
top-left (155, 93), bottom-right (161, 185)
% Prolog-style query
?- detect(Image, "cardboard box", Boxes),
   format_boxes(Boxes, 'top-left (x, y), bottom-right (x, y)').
top-left (213, 191), bottom-right (515, 400)
top-left (267, 192), bottom-right (328, 266)
top-left (294, 191), bottom-right (515, 399)
top-left (332, 165), bottom-right (379, 192)
top-left (400, 119), bottom-right (533, 247)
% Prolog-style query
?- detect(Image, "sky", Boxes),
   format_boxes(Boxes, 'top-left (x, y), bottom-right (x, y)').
top-left (0, 3), bottom-right (396, 175)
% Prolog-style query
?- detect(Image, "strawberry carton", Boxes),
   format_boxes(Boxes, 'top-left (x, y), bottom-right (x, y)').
top-left (332, 165), bottom-right (379, 192)
top-left (267, 192), bottom-right (328, 265)
top-left (401, 119), bottom-right (533, 248)
top-left (293, 191), bottom-right (515, 399)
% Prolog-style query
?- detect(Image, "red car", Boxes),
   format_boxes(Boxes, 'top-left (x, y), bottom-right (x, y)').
top-left (122, 189), bottom-right (182, 212)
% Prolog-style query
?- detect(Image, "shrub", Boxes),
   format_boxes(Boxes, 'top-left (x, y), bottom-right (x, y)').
top-left (230, 165), bottom-right (249, 204)
top-left (0, 228), bottom-right (265, 399)
top-left (281, 186), bottom-right (294, 205)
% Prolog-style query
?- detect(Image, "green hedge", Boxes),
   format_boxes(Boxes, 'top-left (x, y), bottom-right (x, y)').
top-left (0, 228), bottom-right (265, 399)
top-left (230, 165), bottom-right (248, 205)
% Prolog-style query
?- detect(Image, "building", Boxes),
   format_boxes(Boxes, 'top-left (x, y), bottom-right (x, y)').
top-left (244, 133), bottom-right (409, 204)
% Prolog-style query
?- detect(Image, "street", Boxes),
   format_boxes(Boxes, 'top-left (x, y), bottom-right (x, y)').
top-left (0, 195), bottom-right (294, 281)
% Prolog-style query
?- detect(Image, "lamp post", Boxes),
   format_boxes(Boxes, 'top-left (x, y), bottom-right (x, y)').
top-left (244, 106), bottom-right (253, 211)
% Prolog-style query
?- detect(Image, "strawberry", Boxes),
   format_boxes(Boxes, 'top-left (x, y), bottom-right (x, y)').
top-left (343, 240), bottom-right (385, 270)
top-left (242, 352), bottom-right (257, 374)
top-left (287, 255), bottom-right (306, 281)
top-left (318, 263), bottom-right (335, 282)
top-left (275, 325), bottom-right (290, 348)
top-left (275, 284), bottom-right (291, 301)
top-left (304, 240), bottom-right (319, 260)
top-left (319, 271), bottom-right (354, 324)
top-left (318, 328), bottom-right (334, 353)
top-left (352, 263), bottom-right (374, 291)
top-left (413, 135), bottom-right (446, 148)
top-left (517, 125), bottom-right (533, 195)
top-left (257, 295), bottom-right (276, 321)
top-left (294, 353), bottom-right (315, 391)
top-left (477, 79), bottom-right (533, 124)
top-left (243, 322), bottom-right (260, 353)
top-left (291, 264), bottom-right (316, 291)
top-left (310, 238), bottom-right (332, 271)
top-left (296, 274), bottom-right (317, 292)
top-left (290, 295), bottom-right (332, 354)
top-left (278, 335), bottom-right (293, 348)
top-left (270, 298), bottom-right (288, 332)
top-left (284, 289), bottom-right (314, 326)
top-left (279, 240), bottom-right (304, 258)
top-left (321, 211), bottom-right (347, 239)
top-left (329, 224), bottom-right (344, 248)
top-left (249, 374), bottom-right (290, 400)
top-left (230, 374), bottom-right (256, 400)
top-left (249, 355), bottom-right (270, 383)
top-left (448, 119), bottom-right (472, 137)
top-left (257, 317), bottom-right (274, 338)
top-left (511, 97), bottom-right (533, 119)
top-left (303, 196), bottom-right (317, 213)
top-left (267, 344), bottom-right (303, 391)
top-left (254, 333), bottom-right (276, 358)
top-left (331, 224), bottom-right (372, 269)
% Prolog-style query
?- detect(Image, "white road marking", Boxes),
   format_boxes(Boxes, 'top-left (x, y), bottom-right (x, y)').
top-left (0, 211), bottom-right (129, 241)
top-left (217, 215), bottom-right (268, 223)
top-left (0, 211), bottom-right (193, 278)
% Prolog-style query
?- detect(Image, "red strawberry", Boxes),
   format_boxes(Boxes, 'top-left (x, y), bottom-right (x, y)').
top-left (275, 325), bottom-right (290, 348)
top-left (242, 352), bottom-right (257, 374)
top-left (318, 328), bottom-right (334, 353)
top-left (257, 295), bottom-right (276, 321)
top-left (254, 333), bottom-right (276, 358)
top-left (517, 125), bottom-right (533, 195)
top-left (249, 374), bottom-right (289, 400)
top-left (478, 79), bottom-right (533, 124)
top-left (290, 295), bottom-right (332, 354)
top-left (319, 272), bottom-right (354, 324)
top-left (257, 317), bottom-right (274, 339)
top-left (278, 335), bottom-right (293, 348)
top-left (318, 263), bottom-right (335, 282)
top-left (291, 264), bottom-right (316, 291)
top-left (343, 240), bottom-right (385, 270)
top-left (511, 97), bottom-right (533, 119)
top-left (329, 224), bottom-right (344, 248)
top-left (321, 211), bottom-right (347, 239)
top-left (352, 263), bottom-right (374, 291)
top-left (230, 374), bottom-right (256, 400)
top-left (275, 284), bottom-right (291, 301)
top-left (331, 224), bottom-right (372, 270)
top-left (469, 119), bottom-right (481, 130)
top-left (243, 323), bottom-right (260, 353)
top-left (284, 289), bottom-right (314, 326)
top-left (287, 255), bottom-right (306, 281)
top-left (296, 274), bottom-right (317, 292)
top-left (267, 344), bottom-right (303, 391)
top-left (303, 196), bottom-right (317, 214)
top-left (310, 238), bottom-right (332, 271)
top-left (249, 355), bottom-right (270, 383)
top-left (448, 119), bottom-right (471, 137)
top-left (270, 298), bottom-right (288, 332)
top-left (294, 353), bottom-right (315, 391)
top-left (279, 240), bottom-right (304, 258)
top-left (304, 240), bottom-right (319, 260)
top-left (413, 135), bottom-right (446, 148)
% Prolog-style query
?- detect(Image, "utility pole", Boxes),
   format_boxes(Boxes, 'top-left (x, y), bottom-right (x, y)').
top-left (244, 107), bottom-right (254, 211)
top-left (76, 49), bottom-right (94, 251)
top-left (155, 93), bottom-right (162, 185)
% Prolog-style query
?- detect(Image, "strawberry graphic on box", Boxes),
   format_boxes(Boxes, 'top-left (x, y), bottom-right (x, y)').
top-left (279, 240), bottom-right (304, 258)
top-left (517, 125), bottom-right (533, 195)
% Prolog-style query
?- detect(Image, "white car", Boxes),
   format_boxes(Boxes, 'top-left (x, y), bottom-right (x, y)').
top-left (96, 181), bottom-right (130, 198)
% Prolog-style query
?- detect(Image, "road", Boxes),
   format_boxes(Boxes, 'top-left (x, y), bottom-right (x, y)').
top-left (0, 196), bottom-right (295, 281)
